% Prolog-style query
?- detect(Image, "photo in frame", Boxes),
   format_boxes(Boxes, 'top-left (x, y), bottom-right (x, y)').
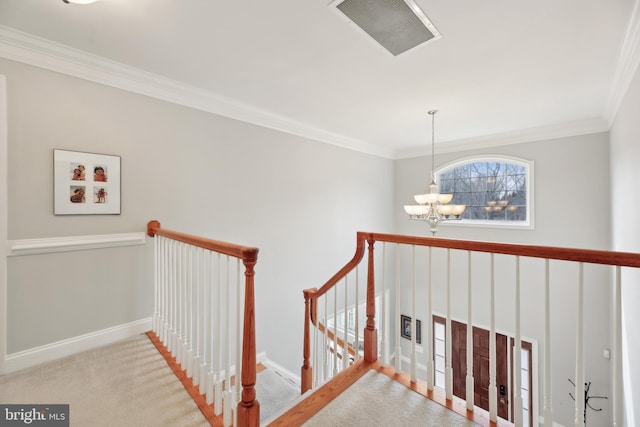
top-left (400, 314), bottom-right (421, 344)
top-left (54, 149), bottom-right (121, 215)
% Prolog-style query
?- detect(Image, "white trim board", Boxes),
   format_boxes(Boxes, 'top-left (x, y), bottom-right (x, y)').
top-left (7, 232), bottom-right (146, 256)
top-left (0, 75), bottom-right (8, 375)
top-left (3, 317), bottom-right (152, 374)
top-left (259, 354), bottom-right (301, 387)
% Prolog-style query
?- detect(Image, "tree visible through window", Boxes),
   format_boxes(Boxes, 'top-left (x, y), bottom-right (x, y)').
top-left (436, 157), bottom-right (531, 225)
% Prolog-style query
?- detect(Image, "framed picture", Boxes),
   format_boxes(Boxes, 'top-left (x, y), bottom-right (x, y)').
top-left (54, 149), bottom-right (121, 215)
top-left (400, 314), bottom-right (421, 344)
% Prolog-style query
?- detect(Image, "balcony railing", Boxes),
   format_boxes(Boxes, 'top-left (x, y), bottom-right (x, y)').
top-left (147, 220), bottom-right (259, 427)
top-left (301, 232), bottom-right (640, 426)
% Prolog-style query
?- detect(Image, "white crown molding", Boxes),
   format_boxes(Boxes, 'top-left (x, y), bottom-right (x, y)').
top-left (7, 232), bottom-right (146, 256)
top-left (0, 19), bottom-right (637, 161)
top-left (605, 0), bottom-right (640, 123)
top-left (0, 25), bottom-right (393, 159)
top-left (395, 117), bottom-right (610, 159)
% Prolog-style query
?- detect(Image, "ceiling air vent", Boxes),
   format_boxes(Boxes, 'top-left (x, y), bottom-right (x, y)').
top-left (330, 0), bottom-right (441, 56)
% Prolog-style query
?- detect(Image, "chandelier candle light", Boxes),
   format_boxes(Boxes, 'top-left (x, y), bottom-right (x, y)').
top-left (404, 110), bottom-right (466, 235)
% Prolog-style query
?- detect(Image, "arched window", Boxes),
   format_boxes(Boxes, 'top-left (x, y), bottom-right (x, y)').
top-left (436, 156), bottom-right (533, 228)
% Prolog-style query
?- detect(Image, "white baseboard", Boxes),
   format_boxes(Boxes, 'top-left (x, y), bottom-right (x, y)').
top-left (3, 317), bottom-right (152, 374)
top-left (259, 352), bottom-right (301, 387)
top-left (538, 416), bottom-right (566, 427)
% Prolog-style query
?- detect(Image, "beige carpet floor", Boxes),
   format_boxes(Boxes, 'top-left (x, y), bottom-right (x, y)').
top-left (0, 334), bottom-right (208, 427)
top-left (302, 369), bottom-right (481, 427)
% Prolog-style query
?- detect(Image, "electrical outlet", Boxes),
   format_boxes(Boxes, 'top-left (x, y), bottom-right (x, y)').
top-left (603, 348), bottom-right (611, 359)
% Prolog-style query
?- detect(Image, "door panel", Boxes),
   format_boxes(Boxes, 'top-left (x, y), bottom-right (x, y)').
top-left (447, 318), bottom-right (509, 420)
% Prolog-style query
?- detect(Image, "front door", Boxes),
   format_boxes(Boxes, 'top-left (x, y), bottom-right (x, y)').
top-left (447, 318), bottom-right (509, 420)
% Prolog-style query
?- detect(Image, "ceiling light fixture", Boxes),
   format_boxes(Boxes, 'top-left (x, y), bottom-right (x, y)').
top-left (404, 110), bottom-right (466, 235)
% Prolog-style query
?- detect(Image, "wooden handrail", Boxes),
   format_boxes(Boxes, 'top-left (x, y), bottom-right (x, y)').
top-left (305, 233), bottom-right (367, 300)
top-left (360, 231), bottom-right (640, 268)
top-left (316, 321), bottom-right (358, 358)
top-left (147, 220), bottom-right (258, 261)
top-left (147, 220), bottom-right (260, 426)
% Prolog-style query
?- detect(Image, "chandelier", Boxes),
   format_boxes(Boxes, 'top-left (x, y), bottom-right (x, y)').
top-left (404, 110), bottom-right (466, 235)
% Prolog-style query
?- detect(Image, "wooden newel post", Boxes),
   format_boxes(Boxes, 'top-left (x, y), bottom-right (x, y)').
top-left (301, 288), bottom-right (316, 394)
top-left (147, 220), bottom-right (160, 237)
top-left (363, 238), bottom-right (378, 363)
top-left (237, 249), bottom-right (260, 427)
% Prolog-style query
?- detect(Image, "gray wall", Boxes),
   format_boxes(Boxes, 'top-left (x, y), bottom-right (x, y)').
top-left (2, 48), bottom-right (636, 425)
top-left (1, 57), bottom-right (394, 374)
top-left (394, 132), bottom-right (612, 426)
top-left (610, 62), bottom-right (640, 427)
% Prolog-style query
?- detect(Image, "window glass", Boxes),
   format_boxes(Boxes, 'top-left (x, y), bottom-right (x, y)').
top-left (436, 156), bottom-right (533, 228)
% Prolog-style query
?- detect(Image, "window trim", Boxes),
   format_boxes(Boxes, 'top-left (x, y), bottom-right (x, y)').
top-left (435, 155), bottom-right (534, 230)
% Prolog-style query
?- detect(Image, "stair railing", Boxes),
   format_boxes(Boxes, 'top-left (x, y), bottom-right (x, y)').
top-left (147, 220), bottom-right (259, 427)
top-left (301, 231), bottom-right (640, 426)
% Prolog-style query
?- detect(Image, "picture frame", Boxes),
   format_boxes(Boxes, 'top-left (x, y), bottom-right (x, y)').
top-left (53, 149), bottom-right (121, 215)
top-left (400, 314), bottom-right (421, 344)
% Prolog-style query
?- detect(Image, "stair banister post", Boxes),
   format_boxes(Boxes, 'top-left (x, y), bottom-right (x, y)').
top-left (301, 288), bottom-right (316, 394)
top-left (237, 248), bottom-right (260, 427)
top-left (363, 236), bottom-right (378, 363)
top-left (147, 219), bottom-right (161, 237)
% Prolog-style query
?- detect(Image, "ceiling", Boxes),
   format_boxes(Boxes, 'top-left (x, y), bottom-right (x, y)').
top-left (0, 0), bottom-right (637, 159)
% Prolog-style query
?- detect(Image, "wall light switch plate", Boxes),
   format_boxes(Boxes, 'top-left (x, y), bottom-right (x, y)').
top-left (604, 348), bottom-right (611, 359)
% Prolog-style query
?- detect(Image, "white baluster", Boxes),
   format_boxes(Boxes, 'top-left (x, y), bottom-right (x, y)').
top-left (574, 263), bottom-right (584, 427)
top-left (180, 244), bottom-right (190, 370)
top-left (166, 238), bottom-right (171, 346)
top-left (199, 249), bottom-right (208, 395)
top-left (160, 237), bottom-right (167, 343)
top-left (175, 243), bottom-right (182, 365)
top-left (445, 249), bottom-right (453, 401)
top-left (466, 251), bottom-right (474, 411)
top-left (333, 285), bottom-right (338, 376)
top-left (186, 245), bottom-right (194, 379)
top-left (613, 266), bottom-right (623, 427)
top-left (166, 240), bottom-right (171, 353)
top-left (489, 253), bottom-right (497, 422)
top-left (343, 275), bottom-right (348, 370)
top-left (410, 245), bottom-right (417, 383)
top-left (206, 251), bottom-right (215, 405)
top-left (168, 240), bottom-right (175, 355)
top-left (323, 294), bottom-right (328, 383)
top-left (543, 258), bottom-right (553, 427)
top-left (153, 236), bottom-right (159, 334)
top-left (193, 248), bottom-right (201, 388)
top-left (312, 302), bottom-right (318, 388)
top-left (223, 255), bottom-right (232, 427)
top-left (234, 259), bottom-right (242, 413)
top-left (427, 246), bottom-right (434, 391)
top-left (513, 256), bottom-right (523, 427)
top-left (355, 264), bottom-right (360, 362)
top-left (214, 254), bottom-right (223, 415)
top-left (394, 243), bottom-right (402, 373)
top-left (380, 242), bottom-right (387, 366)
top-left (173, 241), bottom-right (179, 354)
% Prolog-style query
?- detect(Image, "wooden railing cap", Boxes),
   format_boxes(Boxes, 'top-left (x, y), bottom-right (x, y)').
top-left (146, 220), bottom-right (259, 262)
